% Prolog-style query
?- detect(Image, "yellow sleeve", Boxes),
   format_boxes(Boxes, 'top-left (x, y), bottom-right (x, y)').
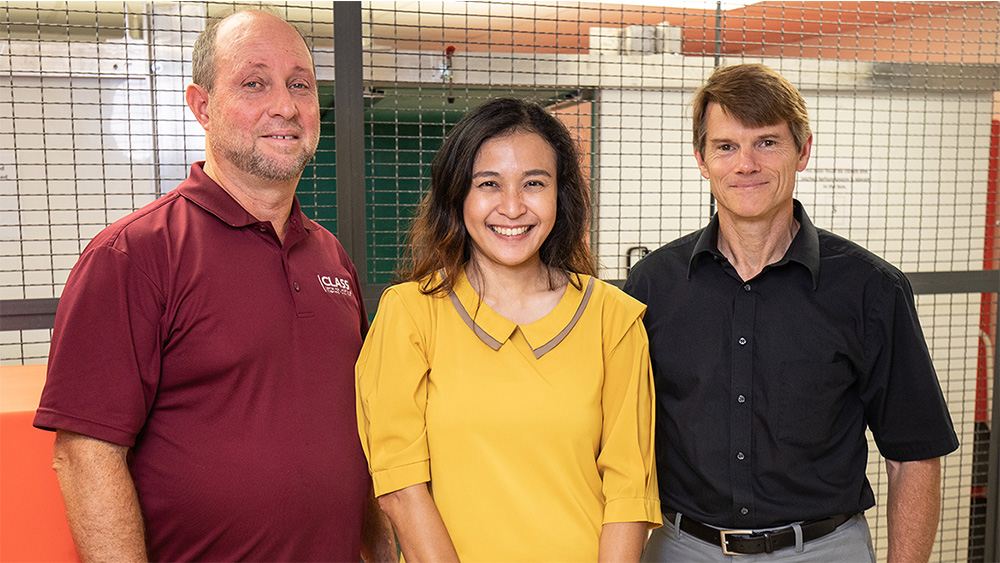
top-left (356, 285), bottom-right (433, 497)
top-left (597, 308), bottom-right (662, 529)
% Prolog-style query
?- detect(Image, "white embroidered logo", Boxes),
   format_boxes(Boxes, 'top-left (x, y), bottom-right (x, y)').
top-left (318, 275), bottom-right (353, 296)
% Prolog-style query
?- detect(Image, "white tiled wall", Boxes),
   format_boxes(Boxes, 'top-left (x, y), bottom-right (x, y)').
top-left (1, 75), bottom-right (158, 301)
top-left (594, 87), bottom-right (994, 279)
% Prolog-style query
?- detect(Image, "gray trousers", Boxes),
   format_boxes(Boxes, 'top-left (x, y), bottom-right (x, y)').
top-left (641, 513), bottom-right (876, 562)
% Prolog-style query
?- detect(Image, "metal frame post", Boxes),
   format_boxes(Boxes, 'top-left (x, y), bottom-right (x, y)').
top-left (333, 1), bottom-right (367, 284)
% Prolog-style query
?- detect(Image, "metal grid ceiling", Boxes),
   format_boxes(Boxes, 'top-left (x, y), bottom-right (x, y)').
top-left (1, 2), bottom-right (998, 561)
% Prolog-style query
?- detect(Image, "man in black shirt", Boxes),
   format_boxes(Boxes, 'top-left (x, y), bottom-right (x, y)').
top-left (625, 63), bottom-right (958, 562)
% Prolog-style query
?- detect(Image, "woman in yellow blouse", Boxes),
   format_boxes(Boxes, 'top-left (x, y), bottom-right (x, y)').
top-left (356, 97), bottom-right (660, 562)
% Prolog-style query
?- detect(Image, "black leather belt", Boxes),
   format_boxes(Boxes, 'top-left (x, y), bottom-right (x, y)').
top-left (666, 512), bottom-right (854, 555)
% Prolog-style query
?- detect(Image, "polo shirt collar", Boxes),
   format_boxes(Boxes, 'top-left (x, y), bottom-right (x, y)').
top-left (177, 161), bottom-right (320, 234)
top-left (687, 199), bottom-right (821, 289)
top-left (449, 268), bottom-right (595, 359)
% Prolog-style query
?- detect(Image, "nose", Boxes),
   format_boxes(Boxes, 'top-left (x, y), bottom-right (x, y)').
top-left (735, 147), bottom-right (759, 174)
top-left (269, 86), bottom-right (298, 120)
top-left (498, 187), bottom-right (526, 218)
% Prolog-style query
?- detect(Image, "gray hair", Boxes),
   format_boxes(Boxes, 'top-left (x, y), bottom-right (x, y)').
top-left (191, 8), bottom-right (312, 93)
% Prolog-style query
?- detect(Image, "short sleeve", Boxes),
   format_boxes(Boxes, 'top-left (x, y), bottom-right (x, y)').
top-left (34, 244), bottom-right (164, 446)
top-left (861, 273), bottom-right (958, 461)
top-left (355, 285), bottom-right (433, 496)
top-left (596, 296), bottom-right (662, 528)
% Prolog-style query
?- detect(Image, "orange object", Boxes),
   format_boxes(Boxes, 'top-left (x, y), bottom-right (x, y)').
top-left (0, 364), bottom-right (80, 562)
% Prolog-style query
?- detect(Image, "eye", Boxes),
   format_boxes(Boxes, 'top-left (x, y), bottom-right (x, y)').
top-left (718, 143), bottom-right (734, 152)
top-left (243, 80), bottom-right (262, 89)
top-left (761, 139), bottom-right (776, 147)
top-left (524, 180), bottom-right (547, 189)
top-left (476, 180), bottom-right (499, 189)
top-left (290, 81), bottom-right (310, 90)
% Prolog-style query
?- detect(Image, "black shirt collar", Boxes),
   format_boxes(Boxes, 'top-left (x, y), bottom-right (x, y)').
top-left (687, 199), bottom-right (821, 289)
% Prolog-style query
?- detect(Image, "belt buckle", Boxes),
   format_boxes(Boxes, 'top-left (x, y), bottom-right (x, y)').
top-left (719, 529), bottom-right (753, 556)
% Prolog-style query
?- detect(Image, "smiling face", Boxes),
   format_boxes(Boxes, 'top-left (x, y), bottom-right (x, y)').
top-left (463, 130), bottom-right (558, 274)
top-left (695, 102), bottom-right (811, 226)
top-left (197, 12), bottom-right (320, 182)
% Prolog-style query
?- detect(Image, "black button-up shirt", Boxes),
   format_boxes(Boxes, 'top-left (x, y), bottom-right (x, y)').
top-left (624, 200), bottom-right (958, 529)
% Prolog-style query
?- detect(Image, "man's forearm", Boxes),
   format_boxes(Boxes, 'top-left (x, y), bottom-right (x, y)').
top-left (885, 457), bottom-right (941, 563)
top-left (52, 430), bottom-right (147, 562)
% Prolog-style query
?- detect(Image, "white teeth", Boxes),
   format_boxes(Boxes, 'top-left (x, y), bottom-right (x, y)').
top-left (492, 225), bottom-right (530, 236)
top-left (268, 135), bottom-right (295, 139)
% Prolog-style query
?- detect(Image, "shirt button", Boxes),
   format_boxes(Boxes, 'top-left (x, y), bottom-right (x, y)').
top-left (738, 337), bottom-right (747, 345)
top-left (737, 452), bottom-right (745, 460)
top-left (741, 507), bottom-right (749, 515)
top-left (737, 394), bottom-right (746, 404)
top-left (744, 283), bottom-right (751, 292)
top-left (293, 282), bottom-right (300, 292)
top-left (258, 225), bottom-right (268, 232)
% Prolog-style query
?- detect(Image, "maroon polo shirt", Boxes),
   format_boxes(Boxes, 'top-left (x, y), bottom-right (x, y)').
top-left (35, 163), bottom-right (371, 562)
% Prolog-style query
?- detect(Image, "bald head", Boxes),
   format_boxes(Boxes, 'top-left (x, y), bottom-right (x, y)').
top-left (192, 10), bottom-right (312, 94)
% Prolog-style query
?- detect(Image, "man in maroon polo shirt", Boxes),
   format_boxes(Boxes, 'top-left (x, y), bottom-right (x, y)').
top-left (33, 10), bottom-right (395, 561)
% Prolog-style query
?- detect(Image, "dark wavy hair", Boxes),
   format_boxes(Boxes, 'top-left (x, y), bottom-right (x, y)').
top-left (400, 97), bottom-right (596, 295)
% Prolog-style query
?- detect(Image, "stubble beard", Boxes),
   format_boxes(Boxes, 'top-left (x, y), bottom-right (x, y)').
top-left (219, 136), bottom-right (317, 182)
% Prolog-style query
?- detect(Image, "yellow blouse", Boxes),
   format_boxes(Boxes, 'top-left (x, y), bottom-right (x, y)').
top-left (356, 270), bottom-right (660, 562)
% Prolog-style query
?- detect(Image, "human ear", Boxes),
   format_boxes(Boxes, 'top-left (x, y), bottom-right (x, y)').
top-left (185, 83), bottom-right (211, 130)
top-left (796, 134), bottom-right (813, 172)
top-left (694, 149), bottom-right (710, 180)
